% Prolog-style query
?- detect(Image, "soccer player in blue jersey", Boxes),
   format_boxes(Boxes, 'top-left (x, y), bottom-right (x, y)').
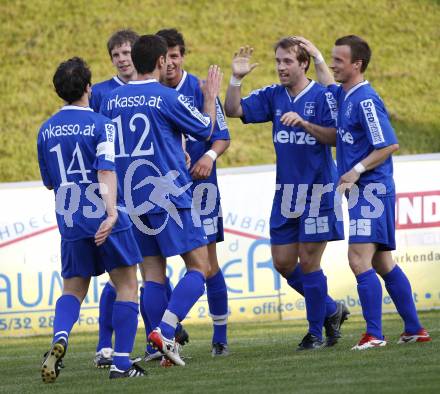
top-left (38, 57), bottom-right (145, 381)
top-left (91, 29), bottom-right (189, 368)
top-left (90, 29), bottom-right (139, 112)
top-left (90, 28), bottom-right (141, 369)
top-left (224, 38), bottom-right (349, 350)
top-left (101, 34), bottom-right (222, 366)
top-left (156, 28), bottom-right (231, 357)
top-left (299, 35), bottom-right (432, 349)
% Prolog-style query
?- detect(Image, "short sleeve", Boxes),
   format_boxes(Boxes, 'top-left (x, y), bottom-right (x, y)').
top-left (37, 132), bottom-right (52, 187)
top-left (94, 119), bottom-right (116, 171)
top-left (317, 90), bottom-right (337, 128)
top-left (358, 97), bottom-right (398, 148)
top-left (210, 98), bottom-right (230, 142)
top-left (167, 94), bottom-right (212, 141)
top-left (240, 85), bottom-right (275, 124)
top-left (89, 88), bottom-right (101, 113)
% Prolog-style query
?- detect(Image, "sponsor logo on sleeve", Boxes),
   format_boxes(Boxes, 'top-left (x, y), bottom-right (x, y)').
top-left (361, 99), bottom-right (385, 145)
top-left (105, 123), bottom-right (115, 143)
top-left (178, 94), bottom-right (210, 126)
top-left (215, 99), bottom-right (228, 130)
top-left (324, 92), bottom-right (338, 121)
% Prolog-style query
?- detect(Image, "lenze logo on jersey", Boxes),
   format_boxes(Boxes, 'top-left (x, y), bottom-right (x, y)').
top-left (273, 130), bottom-right (316, 145)
top-left (361, 99), bottom-right (385, 145)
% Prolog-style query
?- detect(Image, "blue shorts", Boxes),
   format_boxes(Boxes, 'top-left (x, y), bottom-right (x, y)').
top-left (270, 199), bottom-right (344, 245)
top-left (348, 195), bottom-right (396, 251)
top-left (61, 228), bottom-right (142, 279)
top-left (131, 208), bottom-right (209, 257)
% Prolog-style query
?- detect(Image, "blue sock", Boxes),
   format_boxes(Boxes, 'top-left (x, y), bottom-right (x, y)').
top-left (159, 270), bottom-right (205, 339)
top-left (96, 282), bottom-right (116, 351)
top-left (382, 265), bottom-right (422, 334)
top-left (53, 294), bottom-right (81, 349)
top-left (207, 269), bottom-right (228, 344)
top-left (356, 269), bottom-right (383, 339)
top-left (287, 265), bottom-right (337, 317)
top-left (165, 277), bottom-right (173, 301)
top-left (302, 270), bottom-right (327, 340)
top-left (139, 286), bottom-right (154, 353)
top-left (143, 281), bottom-right (168, 330)
top-left (112, 301), bottom-right (138, 371)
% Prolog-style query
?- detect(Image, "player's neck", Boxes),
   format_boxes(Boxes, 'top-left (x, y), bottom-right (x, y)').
top-left (287, 76), bottom-right (310, 97)
top-left (137, 70), bottom-right (160, 82)
top-left (117, 72), bottom-right (137, 84)
top-left (166, 70), bottom-right (184, 89)
top-left (342, 74), bottom-right (365, 92)
top-left (68, 94), bottom-right (89, 108)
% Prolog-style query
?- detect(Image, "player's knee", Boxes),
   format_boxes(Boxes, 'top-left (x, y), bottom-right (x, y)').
top-left (348, 251), bottom-right (371, 275)
top-left (272, 257), bottom-right (294, 278)
top-left (298, 258), bottom-right (320, 274)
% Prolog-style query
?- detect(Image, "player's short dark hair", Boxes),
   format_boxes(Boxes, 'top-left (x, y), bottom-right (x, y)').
top-left (107, 29), bottom-right (139, 57)
top-left (131, 35), bottom-right (168, 74)
top-left (156, 28), bottom-right (186, 55)
top-left (53, 57), bottom-right (91, 104)
top-left (335, 35), bottom-right (371, 73)
top-left (274, 37), bottom-right (310, 72)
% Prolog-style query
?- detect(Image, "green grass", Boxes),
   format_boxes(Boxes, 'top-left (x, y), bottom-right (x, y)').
top-left (0, 311), bottom-right (439, 393)
top-left (1, 0), bottom-right (440, 182)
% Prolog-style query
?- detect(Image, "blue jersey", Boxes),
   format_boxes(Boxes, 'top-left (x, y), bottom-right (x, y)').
top-left (175, 71), bottom-right (230, 200)
top-left (37, 105), bottom-right (131, 241)
top-left (241, 80), bottom-right (338, 210)
top-left (328, 81), bottom-right (398, 195)
top-left (90, 76), bottom-right (125, 113)
top-left (100, 79), bottom-right (213, 214)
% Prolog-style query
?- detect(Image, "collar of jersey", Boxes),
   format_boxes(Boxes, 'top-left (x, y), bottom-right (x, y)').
top-left (61, 105), bottom-right (93, 111)
top-left (128, 79), bottom-right (158, 85)
top-left (113, 76), bottom-right (126, 85)
top-left (175, 70), bottom-right (188, 91)
top-left (285, 80), bottom-right (315, 103)
top-left (344, 80), bottom-right (369, 101)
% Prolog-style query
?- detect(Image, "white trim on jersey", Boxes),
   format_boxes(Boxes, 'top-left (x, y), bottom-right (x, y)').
top-left (284, 80), bottom-right (316, 103)
top-left (344, 80), bottom-right (369, 101)
top-left (112, 76), bottom-right (125, 86)
top-left (60, 105), bottom-right (93, 111)
top-left (128, 79), bottom-right (158, 85)
top-left (175, 70), bottom-right (188, 92)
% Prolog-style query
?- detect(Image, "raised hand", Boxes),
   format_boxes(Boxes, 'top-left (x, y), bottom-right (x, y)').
top-left (290, 36), bottom-right (321, 59)
top-left (200, 65), bottom-right (223, 101)
top-left (232, 46), bottom-right (259, 79)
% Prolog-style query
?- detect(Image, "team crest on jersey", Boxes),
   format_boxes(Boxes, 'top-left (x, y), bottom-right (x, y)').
top-left (304, 102), bottom-right (316, 117)
top-left (178, 94), bottom-right (210, 126)
top-left (275, 109), bottom-right (282, 117)
top-left (105, 123), bottom-right (115, 142)
top-left (345, 101), bottom-right (353, 118)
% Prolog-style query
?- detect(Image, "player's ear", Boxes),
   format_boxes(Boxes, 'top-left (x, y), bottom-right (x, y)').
top-left (157, 55), bottom-right (166, 70)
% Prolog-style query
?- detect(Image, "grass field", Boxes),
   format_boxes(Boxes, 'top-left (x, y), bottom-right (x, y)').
top-left (1, 0), bottom-right (440, 182)
top-left (0, 311), bottom-right (439, 393)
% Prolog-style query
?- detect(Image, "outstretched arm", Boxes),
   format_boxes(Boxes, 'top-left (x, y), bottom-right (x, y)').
top-left (224, 46), bottom-right (259, 118)
top-left (293, 36), bottom-right (335, 86)
top-left (201, 65), bottom-right (223, 139)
